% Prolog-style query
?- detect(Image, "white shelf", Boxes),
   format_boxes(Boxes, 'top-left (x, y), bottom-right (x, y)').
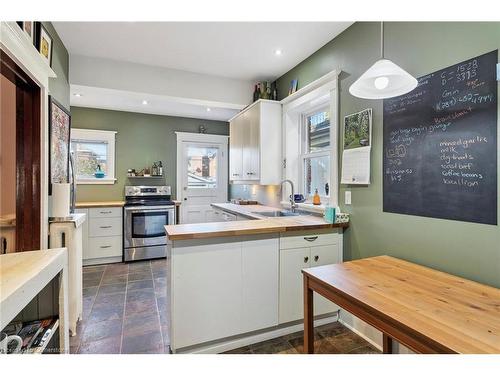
top-left (127, 175), bottom-right (164, 179)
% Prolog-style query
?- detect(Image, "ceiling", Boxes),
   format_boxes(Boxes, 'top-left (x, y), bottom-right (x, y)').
top-left (53, 22), bottom-right (353, 81)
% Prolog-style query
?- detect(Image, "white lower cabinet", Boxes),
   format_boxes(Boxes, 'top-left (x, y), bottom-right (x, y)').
top-left (170, 235), bottom-right (279, 350)
top-left (75, 206), bottom-right (123, 266)
top-left (279, 230), bottom-right (342, 324)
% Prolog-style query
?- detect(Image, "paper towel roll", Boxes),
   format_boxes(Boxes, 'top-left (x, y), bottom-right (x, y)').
top-left (52, 183), bottom-right (70, 218)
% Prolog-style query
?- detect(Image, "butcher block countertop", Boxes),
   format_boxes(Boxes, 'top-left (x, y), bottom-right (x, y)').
top-left (75, 201), bottom-right (125, 208)
top-left (165, 214), bottom-right (348, 241)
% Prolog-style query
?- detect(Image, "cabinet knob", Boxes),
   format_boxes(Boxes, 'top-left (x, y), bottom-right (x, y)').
top-left (304, 256), bottom-right (309, 263)
top-left (314, 255), bottom-right (319, 262)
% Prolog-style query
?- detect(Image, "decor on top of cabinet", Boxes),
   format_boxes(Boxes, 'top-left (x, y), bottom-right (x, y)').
top-left (36, 22), bottom-right (53, 67)
top-left (198, 124), bottom-right (207, 134)
top-left (48, 96), bottom-right (71, 195)
top-left (252, 81), bottom-right (278, 102)
top-left (288, 79), bottom-right (298, 95)
top-left (17, 21), bottom-right (36, 44)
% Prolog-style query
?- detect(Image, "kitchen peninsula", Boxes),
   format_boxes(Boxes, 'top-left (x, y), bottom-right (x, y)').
top-left (165, 204), bottom-right (348, 353)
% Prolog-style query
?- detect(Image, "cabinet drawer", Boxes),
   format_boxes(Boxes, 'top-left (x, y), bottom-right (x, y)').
top-left (280, 230), bottom-right (338, 250)
top-left (89, 217), bottom-right (122, 237)
top-left (87, 236), bottom-right (122, 259)
top-left (89, 207), bottom-right (122, 219)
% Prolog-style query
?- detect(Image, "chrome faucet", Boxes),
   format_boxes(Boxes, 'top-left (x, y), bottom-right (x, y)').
top-left (280, 179), bottom-right (297, 213)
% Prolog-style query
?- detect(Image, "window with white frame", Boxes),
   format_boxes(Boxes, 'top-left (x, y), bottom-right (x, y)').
top-left (70, 129), bottom-right (117, 184)
top-left (301, 107), bottom-right (331, 199)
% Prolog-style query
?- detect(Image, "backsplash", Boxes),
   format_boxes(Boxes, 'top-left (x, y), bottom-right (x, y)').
top-left (229, 184), bottom-right (281, 208)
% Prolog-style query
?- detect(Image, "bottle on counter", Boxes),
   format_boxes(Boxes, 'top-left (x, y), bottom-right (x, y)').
top-left (265, 81), bottom-right (271, 100)
top-left (312, 188), bottom-right (321, 205)
top-left (158, 161), bottom-right (163, 176)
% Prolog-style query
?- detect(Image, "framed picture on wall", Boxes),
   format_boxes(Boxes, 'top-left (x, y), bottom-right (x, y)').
top-left (19, 21), bottom-right (36, 44)
top-left (36, 23), bottom-right (53, 67)
top-left (48, 96), bottom-right (71, 195)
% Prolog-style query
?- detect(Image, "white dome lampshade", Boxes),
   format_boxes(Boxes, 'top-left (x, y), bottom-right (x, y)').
top-left (349, 59), bottom-right (418, 99)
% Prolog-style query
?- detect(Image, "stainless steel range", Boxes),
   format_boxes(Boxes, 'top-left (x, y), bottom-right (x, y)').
top-left (124, 185), bottom-right (175, 262)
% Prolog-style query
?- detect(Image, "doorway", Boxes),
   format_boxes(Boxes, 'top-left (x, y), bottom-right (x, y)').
top-left (176, 132), bottom-right (228, 224)
top-left (0, 50), bottom-right (41, 252)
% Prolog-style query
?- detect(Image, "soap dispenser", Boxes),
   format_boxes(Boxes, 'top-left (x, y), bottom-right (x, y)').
top-left (312, 188), bottom-right (321, 205)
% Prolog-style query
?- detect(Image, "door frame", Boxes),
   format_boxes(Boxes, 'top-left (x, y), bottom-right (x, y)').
top-left (175, 132), bottom-right (229, 223)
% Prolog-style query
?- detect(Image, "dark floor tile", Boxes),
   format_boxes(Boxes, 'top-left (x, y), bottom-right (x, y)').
top-left (83, 278), bottom-right (101, 288)
top-left (98, 283), bottom-right (127, 295)
top-left (83, 271), bottom-right (103, 280)
top-left (126, 288), bottom-right (155, 302)
top-left (88, 304), bottom-right (124, 324)
top-left (101, 274), bottom-right (128, 285)
top-left (78, 335), bottom-right (121, 354)
top-left (127, 280), bottom-right (153, 291)
top-left (104, 263), bottom-right (129, 276)
top-left (121, 331), bottom-right (163, 354)
top-left (153, 277), bottom-right (167, 296)
top-left (347, 344), bottom-right (381, 354)
top-left (82, 296), bottom-right (95, 318)
top-left (250, 337), bottom-right (295, 354)
top-left (128, 272), bottom-right (153, 283)
top-left (81, 319), bottom-right (123, 343)
top-left (83, 287), bottom-right (98, 298)
top-left (224, 346), bottom-right (252, 354)
top-left (83, 265), bottom-right (105, 273)
top-left (94, 291), bottom-right (126, 306)
top-left (128, 262), bottom-right (151, 273)
top-left (287, 332), bottom-right (330, 354)
top-left (317, 321), bottom-right (350, 339)
top-left (152, 269), bottom-right (167, 278)
top-left (70, 344), bottom-right (79, 354)
top-left (158, 305), bottom-right (169, 326)
top-left (123, 311), bottom-right (161, 337)
top-left (327, 332), bottom-right (369, 353)
top-left (150, 258), bottom-right (167, 269)
top-left (125, 297), bottom-right (157, 316)
top-left (161, 325), bottom-right (170, 348)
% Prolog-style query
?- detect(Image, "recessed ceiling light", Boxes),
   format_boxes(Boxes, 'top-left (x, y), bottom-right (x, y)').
top-left (206, 107), bottom-right (211, 112)
top-left (73, 93), bottom-right (83, 97)
top-left (142, 100), bottom-right (148, 105)
top-left (274, 49), bottom-right (282, 56)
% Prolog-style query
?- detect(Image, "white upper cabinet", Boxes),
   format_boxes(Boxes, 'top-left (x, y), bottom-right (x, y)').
top-left (229, 100), bottom-right (282, 185)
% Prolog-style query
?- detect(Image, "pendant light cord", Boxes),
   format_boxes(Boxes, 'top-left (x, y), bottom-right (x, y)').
top-left (380, 21), bottom-right (384, 59)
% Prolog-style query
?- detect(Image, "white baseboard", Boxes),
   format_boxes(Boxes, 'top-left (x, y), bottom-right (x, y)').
top-left (83, 256), bottom-right (122, 266)
top-left (338, 316), bottom-right (382, 351)
top-left (175, 313), bottom-right (339, 354)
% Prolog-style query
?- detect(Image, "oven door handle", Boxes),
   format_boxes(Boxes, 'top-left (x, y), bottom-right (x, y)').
top-left (125, 206), bottom-right (174, 213)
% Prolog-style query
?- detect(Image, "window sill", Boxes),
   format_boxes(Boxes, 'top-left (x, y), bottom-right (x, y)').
top-left (76, 178), bottom-right (117, 185)
top-left (280, 201), bottom-right (326, 214)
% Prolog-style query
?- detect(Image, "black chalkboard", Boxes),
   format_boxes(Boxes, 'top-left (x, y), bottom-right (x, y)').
top-left (383, 50), bottom-right (498, 225)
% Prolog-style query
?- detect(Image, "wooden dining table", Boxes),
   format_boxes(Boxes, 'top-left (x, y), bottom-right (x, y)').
top-left (302, 255), bottom-right (500, 354)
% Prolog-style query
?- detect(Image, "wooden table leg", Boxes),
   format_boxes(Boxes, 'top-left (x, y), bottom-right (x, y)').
top-left (303, 275), bottom-right (314, 354)
top-left (383, 333), bottom-right (393, 354)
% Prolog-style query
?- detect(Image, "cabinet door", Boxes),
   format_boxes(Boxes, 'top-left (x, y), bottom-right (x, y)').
top-left (279, 247), bottom-right (311, 324)
top-left (241, 235), bottom-right (279, 332)
top-left (75, 208), bottom-right (89, 260)
top-left (311, 244), bottom-right (341, 315)
top-left (229, 117), bottom-right (243, 181)
top-left (242, 106), bottom-right (260, 181)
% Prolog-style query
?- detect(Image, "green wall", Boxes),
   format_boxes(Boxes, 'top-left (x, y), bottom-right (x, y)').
top-left (43, 22), bottom-right (70, 110)
top-left (71, 107), bottom-right (229, 201)
top-left (276, 22), bottom-right (500, 287)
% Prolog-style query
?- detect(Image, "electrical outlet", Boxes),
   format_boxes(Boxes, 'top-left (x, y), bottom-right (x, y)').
top-left (345, 191), bottom-right (352, 205)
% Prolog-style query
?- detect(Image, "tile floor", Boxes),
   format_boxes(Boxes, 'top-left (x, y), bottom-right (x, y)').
top-left (71, 259), bottom-right (169, 354)
top-left (73, 259), bottom-right (379, 354)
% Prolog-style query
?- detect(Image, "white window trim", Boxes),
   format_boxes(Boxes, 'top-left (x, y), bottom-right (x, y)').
top-left (281, 69), bottom-right (340, 208)
top-left (300, 104), bottom-right (332, 199)
top-left (71, 128), bottom-right (117, 185)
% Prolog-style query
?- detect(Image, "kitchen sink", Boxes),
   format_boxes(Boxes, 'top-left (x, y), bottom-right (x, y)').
top-left (253, 210), bottom-right (302, 217)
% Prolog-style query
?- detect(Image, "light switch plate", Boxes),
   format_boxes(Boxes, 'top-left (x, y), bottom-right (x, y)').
top-left (345, 191), bottom-right (352, 205)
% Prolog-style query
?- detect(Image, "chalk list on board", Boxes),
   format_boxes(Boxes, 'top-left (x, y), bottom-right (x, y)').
top-left (383, 50), bottom-right (498, 225)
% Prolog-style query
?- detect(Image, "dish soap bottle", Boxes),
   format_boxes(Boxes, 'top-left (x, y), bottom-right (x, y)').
top-left (312, 188), bottom-right (321, 205)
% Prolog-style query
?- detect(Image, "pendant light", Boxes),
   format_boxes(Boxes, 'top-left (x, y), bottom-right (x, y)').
top-left (349, 22), bottom-right (418, 99)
